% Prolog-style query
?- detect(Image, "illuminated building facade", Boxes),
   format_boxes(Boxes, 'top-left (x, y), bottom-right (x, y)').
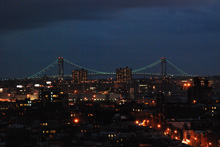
top-left (116, 67), bottom-right (132, 83)
top-left (72, 69), bottom-right (88, 83)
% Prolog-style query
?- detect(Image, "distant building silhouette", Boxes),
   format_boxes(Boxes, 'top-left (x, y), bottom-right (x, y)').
top-left (188, 77), bottom-right (212, 104)
top-left (116, 67), bottom-right (132, 83)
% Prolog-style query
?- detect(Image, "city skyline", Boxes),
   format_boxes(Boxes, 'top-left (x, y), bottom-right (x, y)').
top-left (1, 0), bottom-right (220, 78)
top-left (0, 57), bottom-right (207, 79)
top-left (1, 1), bottom-right (220, 145)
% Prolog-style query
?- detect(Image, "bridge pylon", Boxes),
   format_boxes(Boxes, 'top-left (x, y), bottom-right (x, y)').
top-left (161, 57), bottom-right (167, 76)
top-left (58, 57), bottom-right (64, 80)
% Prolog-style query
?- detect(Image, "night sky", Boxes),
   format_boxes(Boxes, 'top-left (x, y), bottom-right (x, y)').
top-left (1, 0), bottom-right (220, 78)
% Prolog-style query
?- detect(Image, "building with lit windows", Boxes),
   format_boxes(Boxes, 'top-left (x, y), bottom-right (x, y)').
top-left (116, 67), bottom-right (132, 83)
top-left (72, 69), bottom-right (87, 83)
top-left (39, 88), bottom-right (68, 108)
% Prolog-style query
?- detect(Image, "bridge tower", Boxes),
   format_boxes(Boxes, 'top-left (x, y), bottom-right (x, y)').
top-left (58, 57), bottom-right (64, 80)
top-left (161, 57), bottom-right (167, 76)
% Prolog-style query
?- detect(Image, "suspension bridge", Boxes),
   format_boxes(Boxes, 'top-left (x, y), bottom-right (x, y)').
top-left (27, 57), bottom-right (198, 79)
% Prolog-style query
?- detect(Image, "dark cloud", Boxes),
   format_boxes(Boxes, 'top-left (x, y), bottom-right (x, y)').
top-left (0, 0), bottom-right (217, 31)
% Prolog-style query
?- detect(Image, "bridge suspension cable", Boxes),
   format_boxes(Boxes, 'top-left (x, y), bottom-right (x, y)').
top-left (166, 59), bottom-right (189, 76)
top-left (63, 59), bottom-right (106, 74)
top-left (27, 57), bottom-right (190, 79)
top-left (133, 59), bottom-right (161, 73)
top-left (28, 59), bottom-right (58, 79)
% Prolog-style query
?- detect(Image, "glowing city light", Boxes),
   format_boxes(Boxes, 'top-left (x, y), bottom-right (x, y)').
top-left (74, 119), bottom-right (79, 123)
top-left (34, 84), bottom-right (40, 87)
top-left (16, 85), bottom-right (23, 88)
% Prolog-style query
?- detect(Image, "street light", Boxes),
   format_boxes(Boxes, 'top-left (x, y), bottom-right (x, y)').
top-left (74, 119), bottom-right (79, 123)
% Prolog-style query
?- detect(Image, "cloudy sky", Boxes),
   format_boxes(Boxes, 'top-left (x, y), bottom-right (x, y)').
top-left (0, 0), bottom-right (220, 78)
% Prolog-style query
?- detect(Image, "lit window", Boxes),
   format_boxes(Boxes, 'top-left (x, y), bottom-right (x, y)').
top-left (50, 130), bottom-right (56, 134)
top-left (43, 123), bottom-right (48, 126)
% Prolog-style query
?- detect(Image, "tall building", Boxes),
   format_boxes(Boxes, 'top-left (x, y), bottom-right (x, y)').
top-left (116, 67), bottom-right (132, 83)
top-left (72, 69), bottom-right (87, 83)
top-left (188, 77), bottom-right (212, 104)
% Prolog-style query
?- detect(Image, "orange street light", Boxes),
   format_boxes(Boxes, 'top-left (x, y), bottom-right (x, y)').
top-left (193, 100), bottom-right (196, 104)
top-left (74, 119), bottom-right (79, 123)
